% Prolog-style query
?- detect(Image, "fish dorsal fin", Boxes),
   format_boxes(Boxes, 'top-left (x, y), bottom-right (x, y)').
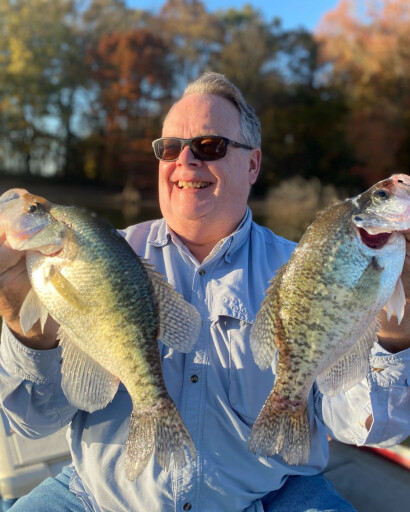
top-left (250, 269), bottom-right (284, 370)
top-left (385, 277), bottom-right (406, 324)
top-left (142, 262), bottom-right (201, 353)
top-left (19, 288), bottom-right (49, 334)
top-left (59, 327), bottom-right (119, 413)
top-left (316, 320), bottom-right (378, 396)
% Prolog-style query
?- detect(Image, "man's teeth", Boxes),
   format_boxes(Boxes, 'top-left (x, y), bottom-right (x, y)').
top-left (177, 180), bottom-right (211, 189)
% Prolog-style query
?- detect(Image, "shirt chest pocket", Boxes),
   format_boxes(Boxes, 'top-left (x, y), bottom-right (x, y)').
top-left (221, 315), bottom-right (275, 427)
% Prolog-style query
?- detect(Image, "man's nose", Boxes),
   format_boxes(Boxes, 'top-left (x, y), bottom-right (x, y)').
top-left (177, 145), bottom-right (201, 167)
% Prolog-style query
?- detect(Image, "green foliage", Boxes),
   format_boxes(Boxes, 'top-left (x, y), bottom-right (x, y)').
top-left (0, 0), bottom-right (89, 177)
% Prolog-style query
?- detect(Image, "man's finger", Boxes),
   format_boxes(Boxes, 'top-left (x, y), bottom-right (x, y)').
top-left (0, 239), bottom-right (24, 274)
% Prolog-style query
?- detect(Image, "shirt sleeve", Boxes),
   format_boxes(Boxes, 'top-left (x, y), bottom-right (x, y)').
top-left (0, 323), bottom-right (77, 438)
top-left (321, 342), bottom-right (410, 446)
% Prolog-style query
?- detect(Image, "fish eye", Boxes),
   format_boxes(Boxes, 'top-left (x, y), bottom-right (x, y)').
top-left (373, 189), bottom-right (390, 200)
top-left (27, 203), bottom-right (38, 213)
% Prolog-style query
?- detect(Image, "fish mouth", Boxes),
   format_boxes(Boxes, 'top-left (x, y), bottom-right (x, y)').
top-left (358, 228), bottom-right (392, 249)
top-left (45, 247), bottom-right (63, 257)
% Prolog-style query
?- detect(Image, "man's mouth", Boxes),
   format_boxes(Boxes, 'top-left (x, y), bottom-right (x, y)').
top-left (177, 180), bottom-right (212, 189)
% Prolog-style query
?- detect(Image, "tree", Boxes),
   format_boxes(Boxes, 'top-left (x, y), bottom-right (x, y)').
top-left (82, 0), bottom-right (148, 42)
top-left (317, 0), bottom-right (410, 184)
top-left (86, 28), bottom-right (171, 184)
top-left (155, 0), bottom-right (223, 96)
top-left (0, 0), bottom-right (89, 178)
top-left (259, 29), bottom-right (355, 191)
top-left (210, 5), bottom-right (283, 113)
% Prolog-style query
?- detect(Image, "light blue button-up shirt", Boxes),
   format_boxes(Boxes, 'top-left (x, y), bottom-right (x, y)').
top-left (0, 208), bottom-right (409, 512)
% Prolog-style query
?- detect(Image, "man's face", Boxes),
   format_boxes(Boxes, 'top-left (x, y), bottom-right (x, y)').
top-left (158, 93), bottom-right (261, 241)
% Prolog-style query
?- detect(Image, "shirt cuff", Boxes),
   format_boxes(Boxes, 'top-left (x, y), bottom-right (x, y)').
top-left (368, 342), bottom-right (410, 388)
top-left (0, 323), bottom-right (62, 383)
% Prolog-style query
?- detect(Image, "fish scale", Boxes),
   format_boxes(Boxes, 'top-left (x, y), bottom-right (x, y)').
top-left (0, 188), bottom-right (201, 480)
top-left (249, 174), bottom-right (410, 465)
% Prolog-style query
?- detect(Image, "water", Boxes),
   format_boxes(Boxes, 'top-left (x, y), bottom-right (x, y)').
top-left (94, 201), bottom-right (298, 241)
top-left (94, 203), bottom-right (162, 231)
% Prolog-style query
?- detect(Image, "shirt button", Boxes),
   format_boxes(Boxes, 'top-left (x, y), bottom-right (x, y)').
top-left (198, 268), bottom-right (205, 276)
top-left (190, 374), bottom-right (199, 383)
top-left (183, 503), bottom-right (192, 511)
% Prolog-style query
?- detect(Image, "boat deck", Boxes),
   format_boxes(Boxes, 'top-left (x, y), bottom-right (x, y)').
top-left (325, 440), bottom-right (410, 512)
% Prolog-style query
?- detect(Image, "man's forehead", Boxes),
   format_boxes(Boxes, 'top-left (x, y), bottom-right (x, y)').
top-left (162, 93), bottom-right (241, 135)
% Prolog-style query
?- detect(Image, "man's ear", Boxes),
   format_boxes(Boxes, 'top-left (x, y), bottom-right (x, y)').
top-left (249, 148), bottom-right (262, 185)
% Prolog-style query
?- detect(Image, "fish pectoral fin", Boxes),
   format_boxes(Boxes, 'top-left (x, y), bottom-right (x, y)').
top-left (143, 262), bottom-right (201, 353)
top-left (316, 320), bottom-right (378, 396)
top-left (46, 266), bottom-right (88, 311)
top-left (19, 288), bottom-right (49, 334)
top-left (352, 257), bottom-right (383, 300)
top-left (59, 328), bottom-right (119, 413)
top-left (385, 277), bottom-right (406, 323)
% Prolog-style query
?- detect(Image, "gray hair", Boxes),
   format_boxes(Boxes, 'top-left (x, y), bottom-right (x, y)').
top-left (182, 72), bottom-right (261, 148)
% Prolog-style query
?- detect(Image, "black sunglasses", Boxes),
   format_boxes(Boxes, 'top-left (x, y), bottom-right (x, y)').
top-left (152, 135), bottom-right (254, 162)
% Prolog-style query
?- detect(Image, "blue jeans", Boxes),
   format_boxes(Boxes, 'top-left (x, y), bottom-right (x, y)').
top-left (262, 474), bottom-right (356, 511)
top-left (8, 466), bottom-right (86, 512)
top-left (8, 466), bottom-right (355, 512)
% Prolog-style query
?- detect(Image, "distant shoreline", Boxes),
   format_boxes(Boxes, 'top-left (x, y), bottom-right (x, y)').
top-left (0, 176), bottom-right (268, 215)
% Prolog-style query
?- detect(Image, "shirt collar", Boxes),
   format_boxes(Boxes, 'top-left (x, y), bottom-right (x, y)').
top-left (147, 217), bottom-right (171, 248)
top-left (148, 207), bottom-right (253, 264)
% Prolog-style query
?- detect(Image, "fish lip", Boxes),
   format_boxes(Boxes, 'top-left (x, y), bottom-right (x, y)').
top-left (44, 248), bottom-right (63, 257)
top-left (15, 224), bottom-right (45, 240)
top-left (0, 192), bottom-right (20, 213)
top-left (0, 192), bottom-right (19, 204)
top-left (353, 209), bottom-right (410, 234)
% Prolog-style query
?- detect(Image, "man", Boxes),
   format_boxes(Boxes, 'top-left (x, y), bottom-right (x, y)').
top-left (0, 72), bottom-right (409, 511)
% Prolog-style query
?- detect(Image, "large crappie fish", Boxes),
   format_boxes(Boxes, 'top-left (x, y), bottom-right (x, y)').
top-left (0, 188), bottom-right (201, 480)
top-left (248, 174), bottom-right (410, 465)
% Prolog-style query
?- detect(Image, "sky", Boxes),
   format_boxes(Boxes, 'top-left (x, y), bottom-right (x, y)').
top-left (126, 0), bottom-right (341, 31)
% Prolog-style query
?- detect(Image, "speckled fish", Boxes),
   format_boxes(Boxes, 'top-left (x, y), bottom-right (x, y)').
top-left (0, 188), bottom-right (201, 480)
top-left (248, 174), bottom-right (410, 465)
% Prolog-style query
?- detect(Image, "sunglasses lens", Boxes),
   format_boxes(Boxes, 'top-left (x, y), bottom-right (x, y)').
top-left (192, 137), bottom-right (227, 161)
top-left (155, 139), bottom-right (182, 161)
top-left (154, 136), bottom-right (228, 161)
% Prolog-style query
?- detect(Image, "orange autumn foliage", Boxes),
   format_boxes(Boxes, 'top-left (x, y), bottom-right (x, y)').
top-left (316, 0), bottom-right (410, 184)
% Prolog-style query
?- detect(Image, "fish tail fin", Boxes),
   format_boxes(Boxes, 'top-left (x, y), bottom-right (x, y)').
top-left (248, 390), bottom-right (310, 465)
top-left (125, 397), bottom-right (196, 481)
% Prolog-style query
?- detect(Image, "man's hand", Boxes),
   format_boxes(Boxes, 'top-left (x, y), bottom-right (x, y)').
top-left (0, 234), bottom-right (58, 350)
top-left (377, 233), bottom-right (410, 353)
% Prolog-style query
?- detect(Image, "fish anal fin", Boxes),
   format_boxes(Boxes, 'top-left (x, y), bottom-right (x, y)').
top-left (125, 397), bottom-right (196, 481)
top-left (19, 288), bottom-right (49, 335)
top-left (316, 321), bottom-right (378, 396)
top-left (46, 266), bottom-right (88, 311)
top-left (125, 410), bottom-right (155, 480)
top-left (143, 263), bottom-right (201, 353)
top-left (385, 277), bottom-right (406, 324)
top-left (59, 328), bottom-right (119, 412)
